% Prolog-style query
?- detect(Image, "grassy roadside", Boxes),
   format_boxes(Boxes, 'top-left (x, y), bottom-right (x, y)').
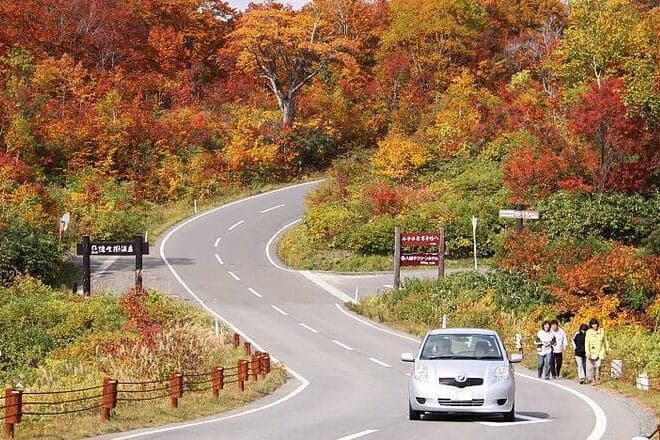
top-left (15, 366), bottom-right (287, 440)
top-left (278, 223), bottom-right (491, 272)
top-left (0, 280), bottom-right (289, 439)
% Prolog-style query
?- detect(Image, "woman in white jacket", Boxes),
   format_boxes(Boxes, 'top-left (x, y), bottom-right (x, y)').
top-left (534, 321), bottom-right (556, 380)
top-left (550, 319), bottom-right (568, 379)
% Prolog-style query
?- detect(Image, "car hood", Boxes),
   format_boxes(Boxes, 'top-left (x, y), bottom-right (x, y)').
top-left (418, 359), bottom-right (508, 379)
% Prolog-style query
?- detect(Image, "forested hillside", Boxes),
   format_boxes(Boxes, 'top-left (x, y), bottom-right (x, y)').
top-left (1, 0), bottom-right (658, 292)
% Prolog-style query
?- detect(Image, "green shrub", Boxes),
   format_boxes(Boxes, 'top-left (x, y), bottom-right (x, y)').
top-left (537, 191), bottom-right (659, 247)
top-left (303, 204), bottom-right (357, 248)
top-left (350, 216), bottom-right (397, 255)
top-left (0, 211), bottom-right (68, 286)
top-left (0, 277), bottom-right (124, 382)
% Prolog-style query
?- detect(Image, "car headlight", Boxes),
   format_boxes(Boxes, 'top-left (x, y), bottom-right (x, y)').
top-left (494, 366), bottom-right (510, 382)
top-left (413, 362), bottom-right (431, 383)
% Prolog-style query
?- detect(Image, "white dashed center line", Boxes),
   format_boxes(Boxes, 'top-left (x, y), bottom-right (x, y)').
top-left (260, 204), bottom-right (285, 214)
top-left (227, 271), bottom-right (240, 281)
top-left (228, 220), bottom-right (245, 230)
top-left (368, 357), bottom-right (391, 368)
top-left (248, 288), bottom-right (263, 298)
top-left (298, 323), bottom-right (319, 333)
top-left (336, 429), bottom-right (379, 440)
top-left (214, 237), bottom-right (221, 247)
top-left (214, 254), bottom-right (224, 265)
top-left (271, 305), bottom-right (288, 316)
top-left (331, 340), bottom-right (354, 351)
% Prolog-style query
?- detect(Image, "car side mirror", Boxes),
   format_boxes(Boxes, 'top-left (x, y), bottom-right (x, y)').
top-left (401, 352), bottom-right (415, 362)
top-left (509, 353), bottom-right (523, 363)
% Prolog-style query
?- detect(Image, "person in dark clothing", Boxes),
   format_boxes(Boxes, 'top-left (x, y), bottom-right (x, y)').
top-left (573, 324), bottom-right (589, 384)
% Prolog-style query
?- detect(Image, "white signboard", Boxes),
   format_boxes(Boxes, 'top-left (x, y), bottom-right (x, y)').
top-left (499, 209), bottom-right (540, 220)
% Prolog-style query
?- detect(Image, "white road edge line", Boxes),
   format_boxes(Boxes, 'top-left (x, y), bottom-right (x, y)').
top-left (214, 254), bottom-right (224, 265)
top-left (478, 413), bottom-right (550, 427)
top-left (131, 181), bottom-right (319, 440)
top-left (299, 323), bottom-right (319, 333)
top-left (299, 271), bottom-right (354, 303)
top-left (228, 220), bottom-right (245, 230)
top-left (214, 237), bottom-right (221, 247)
top-left (248, 288), bottom-right (263, 298)
top-left (368, 357), bottom-right (391, 368)
top-left (265, 219), bottom-right (301, 272)
top-left (261, 204), bottom-right (285, 213)
top-left (332, 305), bottom-right (607, 440)
top-left (515, 373), bottom-right (606, 439)
top-left (228, 271), bottom-right (240, 281)
top-left (271, 305), bottom-right (288, 316)
top-left (334, 303), bottom-right (420, 343)
top-left (336, 429), bottom-right (379, 440)
top-left (331, 339), bottom-right (354, 351)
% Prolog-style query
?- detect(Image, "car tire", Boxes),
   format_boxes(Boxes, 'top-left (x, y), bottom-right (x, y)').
top-left (502, 404), bottom-right (515, 422)
top-left (409, 403), bottom-right (422, 420)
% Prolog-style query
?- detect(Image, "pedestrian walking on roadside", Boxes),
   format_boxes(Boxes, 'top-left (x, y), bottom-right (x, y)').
top-left (535, 321), bottom-right (555, 380)
top-left (585, 318), bottom-right (609, 385)
top-left (572, 324), bottom-right (589, 384)
top-left (550, 319), bottom-right (568, 379)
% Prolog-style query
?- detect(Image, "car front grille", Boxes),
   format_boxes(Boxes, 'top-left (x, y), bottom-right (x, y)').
top-left (438, 398), bottom-right (485, 407)
top-left (438, 377), bottom-right (484, 388)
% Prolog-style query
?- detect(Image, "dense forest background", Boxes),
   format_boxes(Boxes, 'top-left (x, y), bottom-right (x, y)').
top-left (1, 0), bottom-right (658, 316)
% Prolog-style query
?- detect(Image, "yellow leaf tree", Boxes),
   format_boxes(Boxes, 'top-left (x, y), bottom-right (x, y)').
top-left (373, 132), bottom-right (430, 180)
top-left (228, 6), bottom-right (355, 126)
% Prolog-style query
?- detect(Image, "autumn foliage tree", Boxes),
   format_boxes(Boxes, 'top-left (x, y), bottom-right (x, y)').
top-left (228, 5), bottom-right (356, 126)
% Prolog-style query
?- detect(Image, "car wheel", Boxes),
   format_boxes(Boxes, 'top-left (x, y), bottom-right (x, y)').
top-left (409, 403), bottom-right (422, 420)
top-left (502, 404), bottom-right (515, 422)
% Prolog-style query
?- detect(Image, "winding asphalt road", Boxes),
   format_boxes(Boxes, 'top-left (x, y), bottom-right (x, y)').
top-left (106, 181), bottom-right (653, 440)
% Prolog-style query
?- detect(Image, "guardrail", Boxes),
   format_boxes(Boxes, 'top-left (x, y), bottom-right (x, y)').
top-left (1, 333), bottom-right (270, 439)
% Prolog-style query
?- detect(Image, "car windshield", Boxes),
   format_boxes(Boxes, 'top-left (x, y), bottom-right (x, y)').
top-left (420, 333), bottom-right (503, 361)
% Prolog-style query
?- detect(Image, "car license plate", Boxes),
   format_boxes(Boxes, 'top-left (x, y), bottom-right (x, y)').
top-left (452, 389), bottom-right (472, 401)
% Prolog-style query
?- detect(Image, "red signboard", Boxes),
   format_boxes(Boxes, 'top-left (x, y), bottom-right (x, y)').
top-left (401, 232), bottom-right (441, 247)
top-left (400, 253), bottom-right (439, 266)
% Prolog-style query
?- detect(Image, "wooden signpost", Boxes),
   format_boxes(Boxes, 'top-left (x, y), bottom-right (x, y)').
top-left (76, 234), bottom-right (149, 296)
top-left (393, 227), bottom-right (445, 289)
top-left (499, 204), bottom-right (540, 233)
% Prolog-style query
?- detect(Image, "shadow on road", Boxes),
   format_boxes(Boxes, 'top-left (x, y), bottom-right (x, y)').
top-left (419, 411), bottom-right (550, 423)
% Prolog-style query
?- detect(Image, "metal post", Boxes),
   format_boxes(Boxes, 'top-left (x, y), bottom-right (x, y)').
top-left (82, 234), bottom-right (91, 296)
top-left (471, 216), bottom-right (478, 271)
top-left (515, 204), bottom-right (524, 233)
top-left (134, 234), bottom-right (143, 291)
top-left (394, 226), bottom-right (401, 289)
top-left (438, 228), bottom-right (445, 279)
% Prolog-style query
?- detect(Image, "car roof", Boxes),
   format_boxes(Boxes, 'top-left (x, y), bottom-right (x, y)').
top-left (426, 328), bottom-right (498, 336)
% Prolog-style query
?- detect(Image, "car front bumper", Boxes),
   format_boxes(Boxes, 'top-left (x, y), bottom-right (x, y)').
top-left (409, 379), bottom-right (515, 413)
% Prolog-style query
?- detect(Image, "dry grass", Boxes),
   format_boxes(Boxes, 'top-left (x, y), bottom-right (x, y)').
top-left (13, 366), bottom-right (287, 439)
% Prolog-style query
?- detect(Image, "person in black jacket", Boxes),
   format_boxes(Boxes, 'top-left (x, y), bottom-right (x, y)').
top-left (572, 324), bottom-right (589, 384)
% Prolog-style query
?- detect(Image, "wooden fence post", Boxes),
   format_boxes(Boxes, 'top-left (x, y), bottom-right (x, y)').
top-left (212, 367), bottom-right (224, 398)
top-left (243, 341), bottom-right (251, 355)
top-left (264, 353), bottom-right (271, 374)
top-left (101, 377), bottom-right (111, 421)
top-left (170, 372), bottom-right (183, 408)
top-left (232, 333), bottom-right (240, 349)
top-left (3, 387), bottom-right (21, 439)
top-left (238, 360), bottom-right (248, 391)
top-left (251, 354), bottom-right (259, 381)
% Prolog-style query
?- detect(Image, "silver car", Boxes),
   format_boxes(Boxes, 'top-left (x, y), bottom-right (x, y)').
top-left (401, 328), bottom-right (522, 421)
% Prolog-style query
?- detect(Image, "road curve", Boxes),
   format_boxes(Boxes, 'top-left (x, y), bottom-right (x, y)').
top-left (106, 181), bottom-right (650, 440)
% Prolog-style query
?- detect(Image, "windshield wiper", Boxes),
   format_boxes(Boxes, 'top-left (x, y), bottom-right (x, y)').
top-left (424, 355), bottom-right (474, 360)
top-left (473, 356), bottom-right (503, 360)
